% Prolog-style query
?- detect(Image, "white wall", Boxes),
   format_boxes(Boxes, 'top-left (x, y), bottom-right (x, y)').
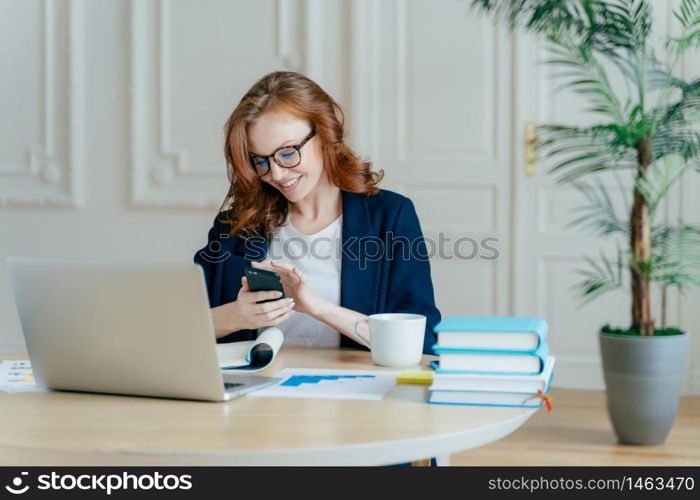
top-left (0, 0), bottom-right (350, 349)
top-left (1, 0), bottom-right (699, 393)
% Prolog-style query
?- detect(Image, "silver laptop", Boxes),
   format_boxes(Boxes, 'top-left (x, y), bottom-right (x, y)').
top-left (6, 257), bottom-right (279, 402)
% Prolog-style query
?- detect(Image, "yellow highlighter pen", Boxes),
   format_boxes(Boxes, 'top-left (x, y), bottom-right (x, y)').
top-left (395, 370), bottom-right (434, 385)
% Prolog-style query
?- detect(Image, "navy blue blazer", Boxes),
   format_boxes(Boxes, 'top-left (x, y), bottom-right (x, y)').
top-left (193, 189), bottom-right (441, 354)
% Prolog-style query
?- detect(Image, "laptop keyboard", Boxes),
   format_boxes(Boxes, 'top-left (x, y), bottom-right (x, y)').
top-left (224, 382), bottom-right (244, 390)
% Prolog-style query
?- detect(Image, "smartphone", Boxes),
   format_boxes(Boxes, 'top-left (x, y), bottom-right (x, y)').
top-left (244, 266), bottom-right (285, 303)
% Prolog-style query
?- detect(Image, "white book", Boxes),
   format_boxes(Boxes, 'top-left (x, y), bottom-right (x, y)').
top-left (430, 356), bottom-right (555, 393)
top-left (428, 390), bottom-right (547, 407)
top-left (436, 351), bottom-right (544, 374)
top-left (436, 331), bottom-right (540, 351)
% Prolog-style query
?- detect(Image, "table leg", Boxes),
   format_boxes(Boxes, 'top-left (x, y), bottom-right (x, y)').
top-left (410, 459), bottom-right (432, 467)
top-left (436, 455), bottom-right (450, 466)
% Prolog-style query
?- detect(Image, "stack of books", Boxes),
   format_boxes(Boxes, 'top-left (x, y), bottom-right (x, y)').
top-left (428, 316), bottom-right (554, 408)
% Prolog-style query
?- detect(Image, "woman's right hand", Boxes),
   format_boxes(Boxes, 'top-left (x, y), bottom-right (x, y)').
top-left (212, 276), bottom-right (295, 337)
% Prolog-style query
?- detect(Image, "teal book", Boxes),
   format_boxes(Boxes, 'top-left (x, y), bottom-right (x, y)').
top-left (432, 342), bottom-right (549, 375)
top-left (433, 316), bottom-right (548, 352)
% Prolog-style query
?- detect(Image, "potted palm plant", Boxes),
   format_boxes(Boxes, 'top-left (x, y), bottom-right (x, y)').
top-left (471, 0), bottom-right (700, 444)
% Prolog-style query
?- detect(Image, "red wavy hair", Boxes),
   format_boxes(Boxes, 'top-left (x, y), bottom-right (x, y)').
top-left (220, 71), bottom-right (383, 238)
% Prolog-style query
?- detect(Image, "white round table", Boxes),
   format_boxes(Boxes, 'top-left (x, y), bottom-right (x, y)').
top-left (0, 347), bottom-right (536, 465)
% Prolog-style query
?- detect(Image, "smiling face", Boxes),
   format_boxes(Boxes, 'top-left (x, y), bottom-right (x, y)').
top-left (246, 108), bottom-right (326, 203)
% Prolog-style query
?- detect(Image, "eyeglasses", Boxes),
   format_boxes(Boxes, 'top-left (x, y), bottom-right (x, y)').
top-left (248, 126), bottom-right (316, 177)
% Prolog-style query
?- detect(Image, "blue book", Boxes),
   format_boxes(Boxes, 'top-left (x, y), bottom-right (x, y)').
top-left (432, 342), bottom-right (549, 375)
top-left (433, 316), bottom-right (548, 352)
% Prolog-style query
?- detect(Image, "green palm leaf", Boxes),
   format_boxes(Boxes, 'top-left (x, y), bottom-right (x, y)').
top-left (670, 0), bottom-right (700, 51)
top-left (544, 41), bottom-right (626, 122)
top-left (539, 124), bottom-right (637, 182)
top-left (568, 180), bottom-right (630, 236)
top-left (651, 224), bottom-right (700, 290)
top-left (571, 247), bottom-right (626, 305)
top-left (471, 0), bottom-right (700, 323)
top-left (635, 156), bottom-right (690, 218)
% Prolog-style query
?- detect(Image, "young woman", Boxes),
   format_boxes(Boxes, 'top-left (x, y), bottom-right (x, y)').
top-left (194, 71), bottom-right (441, 354)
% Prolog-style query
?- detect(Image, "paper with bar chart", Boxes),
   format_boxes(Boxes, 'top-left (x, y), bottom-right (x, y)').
top-left (248, 368), bottom-right (401, 400)
top-left (0, 360), bottom-right (46, 393)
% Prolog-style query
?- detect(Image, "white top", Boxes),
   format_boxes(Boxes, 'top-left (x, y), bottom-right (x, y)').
top-left (263, 215), bottom-right (342, 347)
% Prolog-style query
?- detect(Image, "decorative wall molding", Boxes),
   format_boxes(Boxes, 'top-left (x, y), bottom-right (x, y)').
top-left (276, 0), bottom-right (323, 79)
top-left (276, 0), bottom-right (300, 71)
top-left (396, 181), bottom-right (498, 235)
top-left (351, 0), bottom-right (505, 174)
top-left (129, 0), bottom-right (311, 209)
top-left (350, 1), bottom-right (511, 319)
top-left (302, 0), bottom-right (323, 81)
top-left (394, 0), bottom-right (498, 166)
top-left (552, 356), bottom-right (604, 390)
top-left (536, 183), bottom-right (631, 235)
top-left (349, 0), bottom-right (381, 162)
top-left (429, 257), bottom-right (498, 315)
top-left (0, 0), bottom-right (85, 207)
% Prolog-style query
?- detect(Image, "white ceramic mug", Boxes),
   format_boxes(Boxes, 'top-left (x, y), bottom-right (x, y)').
top-left (351, 313), bottom-right (426, 368)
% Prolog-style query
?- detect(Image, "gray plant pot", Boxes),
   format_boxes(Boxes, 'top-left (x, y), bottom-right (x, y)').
top-left (599, 330), bottom-right (688, 445)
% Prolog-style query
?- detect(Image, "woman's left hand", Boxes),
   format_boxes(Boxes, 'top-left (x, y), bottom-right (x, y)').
top-left (250, 259), bottom-right (329, 317)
